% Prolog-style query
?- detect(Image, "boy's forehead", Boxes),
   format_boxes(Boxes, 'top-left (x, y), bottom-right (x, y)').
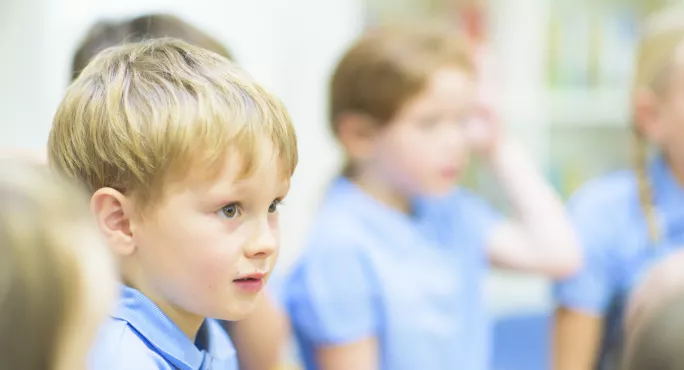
top-left (191, 144), bottom-right (290, 194)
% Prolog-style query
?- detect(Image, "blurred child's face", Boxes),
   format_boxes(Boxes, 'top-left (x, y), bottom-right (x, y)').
top-left (369, 67), bottom-right (475, 196)
top-left (129, 141), bottom-right (288, 325)
top-left (638, 48), bottom-right (684, 163)
top-left (56, 226), bottom-right (117, 370)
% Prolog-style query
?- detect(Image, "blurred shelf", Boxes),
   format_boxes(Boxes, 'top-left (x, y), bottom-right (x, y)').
top-left (547, 88), bottom-right (630, 128)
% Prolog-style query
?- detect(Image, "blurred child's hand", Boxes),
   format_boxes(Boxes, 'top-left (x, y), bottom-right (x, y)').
top-left (464, 104), bottom-right (502, 161)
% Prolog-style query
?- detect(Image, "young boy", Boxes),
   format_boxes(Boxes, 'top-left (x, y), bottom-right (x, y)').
top-left (70, 14), bottom-right (290, 370)
top-left (48, 38), bottom-right (297, 369)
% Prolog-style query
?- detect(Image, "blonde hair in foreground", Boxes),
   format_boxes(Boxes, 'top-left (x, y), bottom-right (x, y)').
top-left (49, 38), bottom-right (298, 213)
top-left (623, 290), bottom-right (684, 370)
top-left (0, 161), bottom-right (105, 370)
top-left (633, 6), bottom-right (684, 243)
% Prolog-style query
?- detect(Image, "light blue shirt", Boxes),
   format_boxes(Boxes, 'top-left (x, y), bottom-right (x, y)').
top-left (555, 156), bottom-right (684, 369)
top-left (89, 286), bottom-right (238, 370)
top-left (285, 177), bottom-right (501, 370)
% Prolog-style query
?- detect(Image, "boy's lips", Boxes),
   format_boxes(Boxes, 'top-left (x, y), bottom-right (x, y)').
top-left (233, 272), bottom-right (266, 293)
top-left (234, 272), bottom-right (266, 280)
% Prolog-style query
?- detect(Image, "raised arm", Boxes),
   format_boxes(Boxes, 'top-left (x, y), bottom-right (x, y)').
top-left (485, 141), bottom-right (582, 278)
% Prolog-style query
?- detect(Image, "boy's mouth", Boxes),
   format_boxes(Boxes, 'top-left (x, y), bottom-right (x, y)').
top-left (233, 272), bottom-right (266, 293)
top-left (233, 277), bottom-right (259, 282)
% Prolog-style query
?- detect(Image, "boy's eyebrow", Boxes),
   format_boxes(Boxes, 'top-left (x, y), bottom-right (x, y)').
top-left (204, 175), bottom-right (290, 198)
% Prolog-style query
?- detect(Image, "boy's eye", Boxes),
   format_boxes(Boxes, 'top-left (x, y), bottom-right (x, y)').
top-left (219, 203), bottom-right (240, 219)
top-left (268, 199), bottom-right (281, 213)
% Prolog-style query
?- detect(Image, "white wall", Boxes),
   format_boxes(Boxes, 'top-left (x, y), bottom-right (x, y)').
top-left (0, 0), bottom-right (51, 149)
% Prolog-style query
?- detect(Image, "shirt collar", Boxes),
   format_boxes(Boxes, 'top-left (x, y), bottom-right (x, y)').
top-left (651, 155), bottom-right (684, 208)
top-left (112, 286), bottom-right (208, 370)
top-left (650, 156), bottom-right (684, 242)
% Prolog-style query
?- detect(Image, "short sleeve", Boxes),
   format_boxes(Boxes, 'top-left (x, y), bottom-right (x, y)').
top-left (554, 185), bottom-right (618, 314)
top-left (284, 237), bottom-right (378, 345)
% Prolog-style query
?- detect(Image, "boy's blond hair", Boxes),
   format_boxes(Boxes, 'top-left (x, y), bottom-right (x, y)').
top-left (0, 161), bottom-right (101, 370)
top-left (330, 24), bottom-right (474, 130)
top-left (49, 38), bottom-right (298, 213)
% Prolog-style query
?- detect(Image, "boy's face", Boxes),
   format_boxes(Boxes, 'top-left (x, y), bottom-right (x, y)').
top-left (371, 67), bottom-right (475, 196)
top-left (127, 142), bottom-right (289, 323)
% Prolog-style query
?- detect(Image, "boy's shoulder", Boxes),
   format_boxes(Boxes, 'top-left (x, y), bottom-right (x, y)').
top-left (90, 285), bottom-right (239, 370)
top-left (89, 317), bottom-right (238, 370)
top-left (89, 317), bottom-right (171, 370)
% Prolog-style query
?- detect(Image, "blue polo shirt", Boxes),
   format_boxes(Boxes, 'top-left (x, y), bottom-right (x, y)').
top-left (89, 286), bottom-right (238, 370)
top-left (285, 177), bottom-right (501, 370)
top-left (555, 156), bottom-right (684, 369)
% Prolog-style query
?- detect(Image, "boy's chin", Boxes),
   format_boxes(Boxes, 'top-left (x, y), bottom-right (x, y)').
top-left (213, 296), bottom-right (260, 321)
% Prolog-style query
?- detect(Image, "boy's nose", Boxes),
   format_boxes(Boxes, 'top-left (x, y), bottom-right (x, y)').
top-left (244, 225), bottom-right (277, 258)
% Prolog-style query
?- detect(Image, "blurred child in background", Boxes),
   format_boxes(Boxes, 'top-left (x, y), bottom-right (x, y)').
top-left (622, 291), bottom-right (684, 370)
top-left (50, 38), bottom-right (297, 369)
top-left (71, 13), bottom-right (232, 80)
top-left (284, 24), bottom-right (581, 370)
top-left (625, 249), bottom-right (684, 339)
top-left (70, 14), bottom-right (289, 370)
top-left (622, 250), bottom-right (684, 370)
top-left (554, 6), bottom-right (684, 370)
top-left (0, 161), bottom-right (117, 370)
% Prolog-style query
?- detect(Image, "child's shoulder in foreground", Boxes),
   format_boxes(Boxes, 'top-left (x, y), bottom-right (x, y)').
top-left (89, 286), bottom-right (237, 370)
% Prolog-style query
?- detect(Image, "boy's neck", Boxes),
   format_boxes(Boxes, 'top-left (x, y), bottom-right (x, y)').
top-left (127, 281), bottom-right (205, 340)
top-left (160, 302), bottom-right (205, 341)
top-left (350, 172), bottom-right (413, 214)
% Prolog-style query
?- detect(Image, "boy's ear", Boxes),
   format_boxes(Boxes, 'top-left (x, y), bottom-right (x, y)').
top-left (335, 113), bottom-right (380, 162)
top-left (91, 188), bottom-right (136, 256)
top-left (633, 87), bottom-right (665, 144)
